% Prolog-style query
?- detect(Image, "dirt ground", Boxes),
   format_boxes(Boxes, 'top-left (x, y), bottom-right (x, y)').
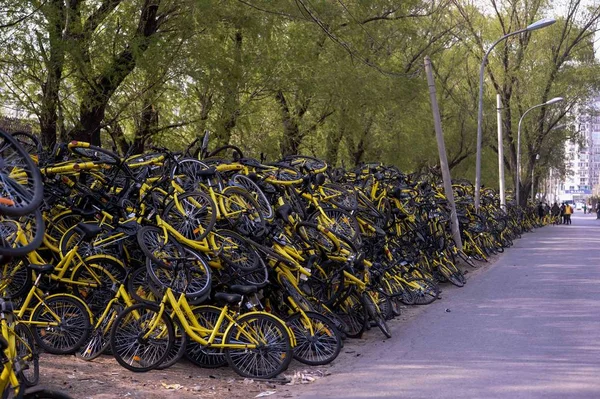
top-left (37, 256), bottom-right (498, 399)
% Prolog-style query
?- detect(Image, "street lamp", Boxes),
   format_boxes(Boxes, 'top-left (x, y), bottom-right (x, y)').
top-left (516, 96), bottom-right (564, 205)
top-left (475, 17), bottom-right (556, 212)
top-left (532, 153), bottom-right (540, 202)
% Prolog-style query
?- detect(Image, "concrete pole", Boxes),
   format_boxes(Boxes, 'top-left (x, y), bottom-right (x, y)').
top-left (497, 94), bottom-right (506, 208)
top-left (424, 56), bottom-right (462, 250)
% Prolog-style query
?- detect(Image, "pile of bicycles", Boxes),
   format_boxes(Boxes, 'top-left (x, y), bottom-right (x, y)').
top-left (0, 129), bottom-right (76, 399)
top-left (0, 129), bottom-right (544, 384)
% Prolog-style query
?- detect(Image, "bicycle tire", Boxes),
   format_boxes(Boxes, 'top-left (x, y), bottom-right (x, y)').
top-left (224, 312), bottom-right (293, 379)
top-left (184, 305), bottom-right (228, 368)
top-left (162, 191), bottom-right (216, 241)
top-left (156, 318), bottom-right (188, 370)
top-left (31, 295), bottom-right (91, 354)
top-left (362, 292), bottom-right (391, 338)
top-left (70, 257), bottom-right (126, 317)
top-left (0, 129), bottom-right (44, 217)
top-left (287, 311), bottom-right (341, 366)
top-left (0, 210), bottom-right (45, 258)
top-left (405, 277), bottom-right (439, 305)
top-left (231, 174), bottom-right (274, 220)
top-left (221, 186), bottom-right (266, 237)
top-left (110, 303), bottom-right (174, 372)
top-left (15, 323), bottom-right (39, 387)
top-left (76, 303), bottom-right (123, 361)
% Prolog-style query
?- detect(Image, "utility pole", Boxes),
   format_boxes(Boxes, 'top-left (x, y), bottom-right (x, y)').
top-left (424, 56), bottom-right (462, 250)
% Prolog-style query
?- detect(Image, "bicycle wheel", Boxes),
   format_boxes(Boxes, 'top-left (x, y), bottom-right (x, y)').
top-left (76, 303), bottom-right (123, 361)
top-left (162, 191), bottom-right (216, 241)
top-left (15, 323), bottom-right (39, 387)
top-left (224, 312), bottom-right (293, 379)
top-left (170, 158), bottom-right (213, 191)
top-left (156, 318), bottom-right (188, 370)
top-left (212, 230), bottom-right (268, 286)
top-left (320, 183), bottom-right (358, 211)
top-left (308, 207), bottom-right (361, 248)
top-left (286, 311), bottom-right (341, 366)
top-left (137, 225), bottom-right (184, 269)
top-left (127, 266), bottom-right (161, 303)
top-left (68, 142), bottom-right (120, 165)
top-left (185, 305), bottom-right (228, 368)
top-left (362, 291), bottom-right (391, 338)
top-left (145, 246), bottom-right (212, 302)
top-left (221, 186), bottom-right (266, 237)
top-left (11, 131), bottom-right (41, 157)
top-left (405, 277), bottom-right (439, 305)
top-left (0, 257), bottom-right (31, 299)
top-left (109, 303), bottom-right (174, 372)
top-left (70, 257), bottom-right (126, 317)
top-left (58, 222), bottom-right (121, 259)
top-left (334, 290), bottom-right (367, 339)
top-left (0, 129), bottom-right (44, 217)
top-left (231, 174), bottom-right (274, 220)
top-left (0, 210), bottom-right (45, 258)
top-left (31, 295), bottom-right (91, 354)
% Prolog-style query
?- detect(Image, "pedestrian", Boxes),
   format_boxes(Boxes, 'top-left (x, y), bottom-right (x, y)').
top-left (551, 202), bottom-right (560, 224)
top-left (537, 202), bottom-right (545, 219)
top-left (564, 203), bottom-right (573, 225)
top-left (560, 203), bottom-right (566, 224)
top-left (596, 202), bottom-right (600, 219)
top-left (583, 203), bottom-right (587, 214)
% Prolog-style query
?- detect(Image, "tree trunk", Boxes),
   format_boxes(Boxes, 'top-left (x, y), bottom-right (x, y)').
top-left (39, 0), bottom-right (67, 150)
top-left (69, 0), bottom-right (162, 146)
top-left (276, 90), bottom-right (307, 157)
top-left (216, 29), bottom-right (243, 147)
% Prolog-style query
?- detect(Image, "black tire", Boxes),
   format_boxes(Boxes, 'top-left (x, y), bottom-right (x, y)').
top-left (224, 312), bottom-right (293, 379)
top-left (0, 210), bottom-right (45, 258)
top-left (31, 295), bottom-right (91, 354)
top-left (76, 303), bottom-right (123, 361)
top-left (110, 303), bottom-right (174, 372)
top-left (212, 230), bottom-right (268, 287)
top-left (0, 257), bottom-right (31, 299)
top-left (184, 305), bottom-right (228, 368)
top-left (308, 207), bottom-right (361, 248)
top-left (334, 291), bottom-right (367, 339)
top-left (145, 246), bottom-right (212, 301)
top-left (137, 226), bottom-right (184, 270)
top-left (70, 257), bottom-right (126, 318)
top-left (405, 277), bottom-right (439, 305)
top-left (287, 311), bottom-right (342, 366)
top-left (127, 266), bottom-right (161, 304)
top-left (221, 186), bottom-right (266, 237)
top-left (362, 292), bottom-right (391, 338)
top-left (68, 143), bottom-right (120, 165)
top-left (0, 129), bottom-right (44, 217)
top-left (156, 318), bottom-right (188, 370)
top-left (231, 174), bottom-right (274, 220)
top-left (23, 387), bottom-right (75, 399)
top-left (162, 191), bottom-right (216, 241)
top-left (15, 323), bottom-right (39, 387)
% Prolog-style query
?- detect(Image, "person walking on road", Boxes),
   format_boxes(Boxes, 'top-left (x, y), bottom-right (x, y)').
top-left (583, 203), bottom-right (587, 214)
top-left (551, 202), bottom-right (560, 225)
top-left (564, 203), bottom-right (573, 225)
top-left (560, 203), bottom-right (566, 224)
top-left (597, 202), bottom-right (600, 219)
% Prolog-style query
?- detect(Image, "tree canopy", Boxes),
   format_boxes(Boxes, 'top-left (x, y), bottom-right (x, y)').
top-left (1, 0), bottom-right (599, 202)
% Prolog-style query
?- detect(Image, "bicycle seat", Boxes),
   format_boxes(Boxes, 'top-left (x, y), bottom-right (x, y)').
top-left (276, 204), bottom-right (293, 221)
top-left (76, 222), bottom-right (103, 240)
top-left (229, 285), bottom-right (258, 295)
top-left (196, 166), bottom-right (217, 177)
top-left (214, 292), bottom-right (242, 304)
top-left (28, 263), bottom-right (55, 274)
top-left (0, 299), bottom-right (14, 313)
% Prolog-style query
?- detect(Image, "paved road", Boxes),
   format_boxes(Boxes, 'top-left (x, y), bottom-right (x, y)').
top-left (284, 212), bottom-right (600, 399)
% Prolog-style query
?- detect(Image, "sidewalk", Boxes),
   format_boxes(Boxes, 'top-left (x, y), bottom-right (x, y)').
top-left (282, 212), bottom-right (600, 399)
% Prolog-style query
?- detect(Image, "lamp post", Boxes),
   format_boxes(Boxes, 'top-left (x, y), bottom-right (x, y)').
top-left (475, 17), bottom-right (556, 212)
top-left (532, 153), bottom-right (540, 202)
top-left (516, 97), bottom-right (564, 205)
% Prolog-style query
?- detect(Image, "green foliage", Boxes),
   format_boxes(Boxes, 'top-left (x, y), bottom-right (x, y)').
top-left (0, 0), bottom-right (599, 189)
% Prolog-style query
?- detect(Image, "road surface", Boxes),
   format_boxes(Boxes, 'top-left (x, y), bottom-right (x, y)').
top-left (281, 212), bottom-right (600, 399)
